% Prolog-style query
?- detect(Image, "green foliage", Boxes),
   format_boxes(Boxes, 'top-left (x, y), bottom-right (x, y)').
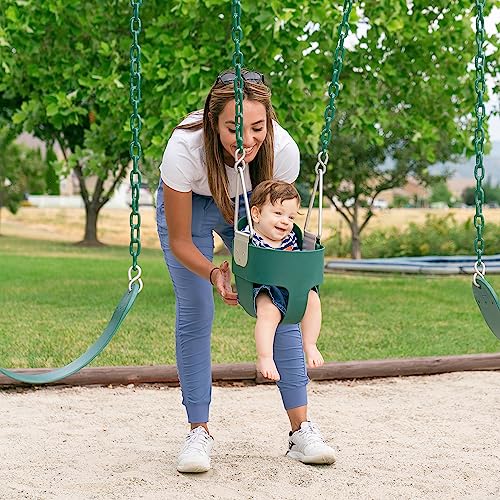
top-left (0, 128), bottom-right (46, 221)
top-left (391, 194), bottom-right (410, 208)
top-left (430, 181), bottom-right (453, 206)
top-left (295, 181), bottom-right (315, 208)
top-left (299, 0), bottom-right (500, 257)
top-left (463, 178), bottom-right (500, 206)
top-left (462, 186), bottom-right (476, 206)
top-left (324, 213), bottom-right (500, 258)
top-left (45, 150), bottom-right (60, 195)
top-left (1, 1), bottom-right (500, 245)
top-left (1, 1), bottom-right (134, 241)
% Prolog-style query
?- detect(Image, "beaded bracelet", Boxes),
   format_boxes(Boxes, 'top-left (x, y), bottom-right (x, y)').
top-left (209, 267), bottom-right (219, 285)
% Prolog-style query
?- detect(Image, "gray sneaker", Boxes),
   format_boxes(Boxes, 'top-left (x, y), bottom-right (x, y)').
top-left (177, 426), bottom-right (214, 473)
top-left (286, 421), bottom-right (336, 465)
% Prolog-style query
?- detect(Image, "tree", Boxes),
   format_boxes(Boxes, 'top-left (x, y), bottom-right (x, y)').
top-left (1, 1), bottom-right (134, 245)
top-left (2, 1), bottom-right (499, 250)
top-left (463, 178), bottom-right (500, 206)
top-left (0, 128), bottom-right (46, 234)
top-left (391, 194), bottom-right (410, 208)
top-left (143, 0), bottom-right (495, 258)
top-left (430, 181), bottom-right (453, 206)
top-left (297, 0), bottom-right (500, 258)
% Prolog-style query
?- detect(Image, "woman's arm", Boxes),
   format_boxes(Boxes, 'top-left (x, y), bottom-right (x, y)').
top-left (163, 183), bottom-right (237, 305)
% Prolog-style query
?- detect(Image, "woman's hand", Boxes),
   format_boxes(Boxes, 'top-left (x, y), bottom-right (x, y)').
top-left (212, 261), bottom-right (238, 306)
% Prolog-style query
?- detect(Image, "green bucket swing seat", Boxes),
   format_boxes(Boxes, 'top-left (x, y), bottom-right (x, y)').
top-left (232, 217), bottom-right (324, 325)
top-left (228, 0), bottom-right (352, 325)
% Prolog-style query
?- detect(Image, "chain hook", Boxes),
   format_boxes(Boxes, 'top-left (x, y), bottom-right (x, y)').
top-left (128, 265), bottom-right (144, 293)
top-left (234, 148), bottom-right (246, 171)
top-left (315, 150), bottom-right (329, 174)
top-left (473, 261), bottom-right (485, 288)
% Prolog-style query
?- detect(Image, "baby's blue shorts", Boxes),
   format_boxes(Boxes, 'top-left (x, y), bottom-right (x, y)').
top-left (253, 284), bottom-right (289, 318)
top-left (253, 285), bottom-right (319, 320)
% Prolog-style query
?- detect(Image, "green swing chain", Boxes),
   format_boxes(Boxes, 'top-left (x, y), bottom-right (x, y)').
top-left (231, 0), bottom-right (245, 157)
top-left (129, 0), bottom-right (143, 291)
top-left (230, 0), bottom-right (255, 234)
top-left (318, 0), bottom-right (353, 162)
top-left (304, 0), bottom-right (353, 240)
top-left (473, 0), bottom-right (487, 280)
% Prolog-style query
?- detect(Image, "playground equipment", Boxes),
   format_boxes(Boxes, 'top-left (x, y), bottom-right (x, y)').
top-left (0, 0), bottom-right (145, 383)
top-left (470, 0), bottom-right (500, 340)
top-left (231, 0), bottom-right (353, 324)
top-left (1, 1), bottom-right (497, 386)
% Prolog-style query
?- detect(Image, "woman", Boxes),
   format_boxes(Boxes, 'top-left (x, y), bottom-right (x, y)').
top-left (156, 69), bottom-right (335, 472)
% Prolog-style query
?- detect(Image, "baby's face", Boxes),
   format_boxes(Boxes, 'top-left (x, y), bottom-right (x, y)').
top-left (251, 197), bottom-right (299, 243)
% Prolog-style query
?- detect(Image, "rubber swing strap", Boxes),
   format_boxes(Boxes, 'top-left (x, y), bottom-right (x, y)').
top-left (0, 284), bottom-right (140, 384)
top-left (472, 276), bottom-right (500, 340)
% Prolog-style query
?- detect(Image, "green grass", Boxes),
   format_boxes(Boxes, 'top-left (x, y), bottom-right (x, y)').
top-left (1, 236), bottom-right (499, 369)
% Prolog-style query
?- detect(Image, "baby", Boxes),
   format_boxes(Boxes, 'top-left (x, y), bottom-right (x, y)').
top-left (243, 179), bottom-right (324, 381)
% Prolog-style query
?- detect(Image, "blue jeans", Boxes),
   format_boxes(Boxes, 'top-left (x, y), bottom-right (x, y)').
top-left (156, 182), bottom-right (309, 423)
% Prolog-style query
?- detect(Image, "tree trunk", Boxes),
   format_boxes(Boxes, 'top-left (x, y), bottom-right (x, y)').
top-left (351, 229), bottom-right (362, 259)
top-left (73, 163), bottom-right (107, 247)
top-left (350, 201), bottom-right (362, 259)
top-left (80, 203), bottom-right (103, 246)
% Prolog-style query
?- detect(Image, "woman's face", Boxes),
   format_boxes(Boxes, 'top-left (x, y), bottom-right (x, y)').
top-left (217, 99), bottom-right (268, 165)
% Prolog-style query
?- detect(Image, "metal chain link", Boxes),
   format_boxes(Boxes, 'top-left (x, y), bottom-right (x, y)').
top-left (305, 0), bottom-right (353, 240)
top-left (318, 0), bottom-right (353, 166)
top-left (231, 0), bottom-right (245, 156)
top-left (129, 0), bottom-right (143, 289)
top-left (473, 0), bottom-right (486, 279)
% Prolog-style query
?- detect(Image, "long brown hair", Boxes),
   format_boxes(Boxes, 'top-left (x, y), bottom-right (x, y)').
top-left (177, 71), bottom-right (276, 223)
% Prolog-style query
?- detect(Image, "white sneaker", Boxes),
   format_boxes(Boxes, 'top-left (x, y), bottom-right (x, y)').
top-left (176, 426), bottom-right (214, 473)
top-left (286, 421), bottom-right (336, 465)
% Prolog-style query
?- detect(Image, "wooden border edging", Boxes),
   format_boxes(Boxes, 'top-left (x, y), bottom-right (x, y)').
top-left (1, 353), bottom-right (499, 388)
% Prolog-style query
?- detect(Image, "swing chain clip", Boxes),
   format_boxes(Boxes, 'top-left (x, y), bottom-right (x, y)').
top-left (128, 264), bottom-right (144, 293)
top-left (234, 147), bottom-right (246, 173)
top-left (473, 261), bottom-right (486, 288)
top-left (315, 150), bottom-right (329, 174)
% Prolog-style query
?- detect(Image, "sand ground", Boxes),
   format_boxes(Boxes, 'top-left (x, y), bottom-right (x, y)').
top-left (1, 372), bottom-right (499, 500)
top-left (2, 207), bottom-right (500, 499)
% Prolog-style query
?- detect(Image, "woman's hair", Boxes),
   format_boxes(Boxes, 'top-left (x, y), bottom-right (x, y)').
top-left (250, 180), bottom-right (301, 210)
top-left (176, 69), bottom-right (276, 223)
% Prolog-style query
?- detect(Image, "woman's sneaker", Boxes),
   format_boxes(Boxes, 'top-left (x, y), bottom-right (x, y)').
top-left (286, 421), bottom-right (336, 465)
top-left (177, 426), bottom-right (214, 473)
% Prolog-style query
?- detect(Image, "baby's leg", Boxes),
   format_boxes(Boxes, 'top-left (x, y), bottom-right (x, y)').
top-left (301, 290), bottom-right (324, 368)
top-left (255, 293), bottom-right (282, 381)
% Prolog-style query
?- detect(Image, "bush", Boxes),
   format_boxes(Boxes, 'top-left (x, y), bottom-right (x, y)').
top-left (323, 213), bottom-right (500, 258)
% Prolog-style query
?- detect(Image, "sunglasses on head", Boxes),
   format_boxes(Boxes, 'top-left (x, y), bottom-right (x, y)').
top-left (216, 71), bottom-right (265, 85)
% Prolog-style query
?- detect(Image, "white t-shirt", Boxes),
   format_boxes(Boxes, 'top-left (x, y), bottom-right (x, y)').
top-left (159, 111), bottom-right (300, 197)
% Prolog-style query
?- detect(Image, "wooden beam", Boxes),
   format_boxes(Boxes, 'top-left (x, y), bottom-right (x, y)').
top-left (1, 354), bottom-right (499, 388)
